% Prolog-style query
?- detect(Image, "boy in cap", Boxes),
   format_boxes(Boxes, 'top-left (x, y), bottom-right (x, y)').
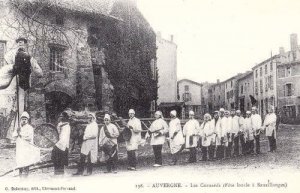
top-left (126, 109), bottom-right (142, 170)
top-left (12, 111), bottom-right (40, 177)
top-left (183, 110), bottom-right (200, 163)
top-left (146, 111), bottom-right (168, 167)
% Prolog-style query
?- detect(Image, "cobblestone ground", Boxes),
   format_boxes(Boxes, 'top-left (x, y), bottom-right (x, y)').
top-left (0, 124), bottom-right (300, 179)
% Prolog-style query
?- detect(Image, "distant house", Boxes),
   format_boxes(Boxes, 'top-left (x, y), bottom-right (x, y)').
top-left (277, 34), bottom-right (300, 118)
top-left (209, 79), bottom-right (226, 111)
top-left (177, 79), bottom-right (202, 119)
top-left (0, 0), bottom-right (157, 125)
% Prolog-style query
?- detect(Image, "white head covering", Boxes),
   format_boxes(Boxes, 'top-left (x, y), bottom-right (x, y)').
top-left (189, 110), bottom-right (195, 115)
top-left (204, 113), bottom-right (211, 120)
top-left (129, 109), bottom-right (135, 114)
top-left (251, 106), bottom-right (257, 111)
top-left (88, 112), bottom-right (96, 121)
top-left (236, 110), bottom-right (241, 113)
top-left (104, 114), bottom-right (111, 121)
top-left (155, 111), bottom-right (162, 117)
top-left (170, 110), bottom-right (177, 117)
top-left (219, 108), bottom-right (225, 112)
top-left (20, 111), bottom-right (30, 119)
top-left (246, 111), bottom-right (251, 114)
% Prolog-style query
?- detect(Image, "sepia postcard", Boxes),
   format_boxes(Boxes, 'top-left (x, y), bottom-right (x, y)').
top-left (0, 0), bottom-right (299, 193)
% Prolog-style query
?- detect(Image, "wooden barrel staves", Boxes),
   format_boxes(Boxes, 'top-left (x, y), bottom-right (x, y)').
top-left (33, 123), bottom-right (59, 148)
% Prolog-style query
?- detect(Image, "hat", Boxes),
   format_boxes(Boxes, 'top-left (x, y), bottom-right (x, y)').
top-left (236, 110), bottom-right (241, 113)
top-left (219, 108), bottom-right (225, 112)
top-left (16, 37), bottom-right (28, 44)
top-left (204, 113), bottom-right (211, 119)
top-left (246, 111), bottom-right (251, 114)
top-left (251, 106), bottom-right (257, 110)
top-left (104, 114), bottom-right (111, 120)
top-left (88, 112), bottom-right (96, 120)
top-left (170, 110), bottom-right (177, 116)
top-left (20, 111), bottom-right (30, 119)
top-left (214, 110), bottom-right (219, 114)
top-left (189, 110), bottom-right (195, 115)
top-left (128, 109), bottom-right (135, 114)
top-left (155, 111), bottom-right (162, 117)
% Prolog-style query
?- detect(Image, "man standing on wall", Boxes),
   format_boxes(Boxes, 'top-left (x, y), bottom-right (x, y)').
top-left (4, 37), bottom-right (43, 140)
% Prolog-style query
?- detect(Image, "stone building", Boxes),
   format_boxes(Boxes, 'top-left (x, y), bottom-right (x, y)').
top-left (200, 82), bottom-right (214, 114)
top-left (209, 79), bottom-right (226, 111)
top-left (236, 71), bottom-right (254, 114)
top-left (178, 79), bottom-right (202, 118)
top-left (252, 55), bottom-right (280, 117)
top-left (277, 34), bottom-right (300, 118)
top-left (0, 0), bottom-right (157, 126)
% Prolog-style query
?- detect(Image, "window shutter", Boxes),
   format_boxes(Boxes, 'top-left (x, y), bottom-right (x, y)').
top-left (292, 84), bottom-right (295, 96)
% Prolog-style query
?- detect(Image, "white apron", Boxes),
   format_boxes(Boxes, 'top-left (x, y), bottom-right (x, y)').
top-left (125, 117), bottom-right (142, 151)
top-left (14, 124), bottom-right (40, 168)
top-left (183, 119), bottom-right (200, 148)
top-left (168, 118), bottom-right (184, 154)
top-left (81, 121), bottom-right (99, 163)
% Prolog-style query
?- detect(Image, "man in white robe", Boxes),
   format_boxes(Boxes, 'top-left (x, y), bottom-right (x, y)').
top-left (13, 111), bottom-right (40, 177)
top-left (126, 109), bottom-right (142, 170)
top-left (263, 106), bottom-right (277, 152)
top-left (183, 110), bottom-right (200, 163)
top-left (146, 111), bottom-right (168, 167)
top-left (73, 113), bottom-right (98, 176)
top-left (251, 107), bottom-right (262, 154)
top-left (168, 110), bottom-right (184, 165)
top-left (244, 111), bottom-right (254, 154)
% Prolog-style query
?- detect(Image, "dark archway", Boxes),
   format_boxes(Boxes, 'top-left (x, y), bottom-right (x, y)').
top-left (45, 91), bottom-right (72, 124)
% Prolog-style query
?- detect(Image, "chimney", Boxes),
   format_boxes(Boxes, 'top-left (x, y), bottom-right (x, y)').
top-left (279, 47), bottom-right (285, 55)
top-left (170, 35), bottom-right (174, 42)
top-left (290, 33), bottom-right (298, 52)
top-left (217, 79), bottom-right (220, 84)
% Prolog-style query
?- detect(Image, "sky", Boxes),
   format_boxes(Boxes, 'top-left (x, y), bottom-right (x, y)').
top-left (137, 0), bottom-right (300, 83)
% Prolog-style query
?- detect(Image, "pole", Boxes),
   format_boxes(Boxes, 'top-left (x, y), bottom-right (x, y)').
top-left (16, 75), bottom-right (20, 134)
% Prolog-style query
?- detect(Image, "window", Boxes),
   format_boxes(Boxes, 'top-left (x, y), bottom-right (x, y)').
top-left (265, 64), bottom-right (268, 74)
top-left (150, 59), bottom-right (157, 80)
top-left (260, 67), bottom-right (263, 76)
top-left (50, 46), bottom-right (65, 72)
top-left (182, 92), bottom-right (192, 102)
top-left (286, 67), bottom-right (291, 77)
top-left (265, 77), bottom-right (268, 92)
top-left (278, 67), bottom-right (285, 78)
top-left (55, 15), bottom-right (64, 26)
top-left (284, 83), bottom-right (293, 96)
top-left (255, 82), bottom-right (258, 95)
top-left (240, 85), bottom-right (243, 94)
top-left (269, 75), bottom-right (274, 90)
top-left (255, 69), bottom-right (258, 78)
top-left (218, 95), bottom-right (220, 101)
top-left (260, 79), bottom-right (263, 93)
top-left (150, 100), bottom-right (156, 112)
top-left (0, 40), bottom-right (6, 67)
top-left (270, 63), bottom-right (273, 71)
top-left (184, 85), bottom-right (189, 92)
top-left (283, 106), bottom-right (296, 118)
top-left (231, 81), bottom-right (233, 88)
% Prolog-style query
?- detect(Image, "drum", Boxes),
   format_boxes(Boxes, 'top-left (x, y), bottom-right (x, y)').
top-left (34, 123), bottom-right (59, 148)
top-left (122, 126), bottom-right (132, 141)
